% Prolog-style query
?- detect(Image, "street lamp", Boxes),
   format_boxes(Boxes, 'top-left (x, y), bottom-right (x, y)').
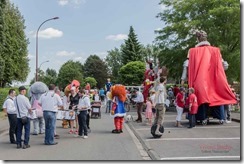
top-left (39, 60), bottom-right (49, 71)
top-left (35, 17), bottom-right (59, 82)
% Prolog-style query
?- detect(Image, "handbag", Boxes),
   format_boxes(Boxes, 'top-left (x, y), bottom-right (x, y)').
top-left (16, 97), bottom-right (28, 124)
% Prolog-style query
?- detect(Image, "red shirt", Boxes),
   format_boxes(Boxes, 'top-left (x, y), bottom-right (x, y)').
top-left (189, 93), bottom-right (198, 114)
top-left (176, 92), bottom-right (184, 108)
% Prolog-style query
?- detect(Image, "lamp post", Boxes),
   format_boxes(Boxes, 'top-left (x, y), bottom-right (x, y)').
top-left (35, 17), bottom-right (59, 82)
top-left (39, 60), bottom-right (49, 71)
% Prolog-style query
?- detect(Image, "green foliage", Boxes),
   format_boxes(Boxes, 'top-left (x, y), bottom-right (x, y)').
top-left (84, 77), bottom-right (97, 88)
top-left (42, 68), bottom-right (58, 86)
top-left (57, 60), bottom-right (83, 89)
top-left (0, 0), bottom-right (29, 87)
top-left (121, 26), bottom-right (143, 65)
top-left (118, 61), bottom-right (145, 86)
top-left (105, 48), bottom-right (123, 83)
top-left (83, 55), bottom-right (108, 89)
top-left (0, 87), bottom-right (18, 111)
top-left (156, 0), bottom-right (240, 82)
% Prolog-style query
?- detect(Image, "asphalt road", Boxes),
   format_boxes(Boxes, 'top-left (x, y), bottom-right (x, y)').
top-left (127, 110), bottom-right (241, 161)
top-left (0, 103), bottom-right (148, 160)
top-left (0, 104), bottom-right (241, 161)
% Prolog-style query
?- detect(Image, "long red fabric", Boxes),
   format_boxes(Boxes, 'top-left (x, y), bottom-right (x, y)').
top-left (188, 45), bottom-right (237, 106)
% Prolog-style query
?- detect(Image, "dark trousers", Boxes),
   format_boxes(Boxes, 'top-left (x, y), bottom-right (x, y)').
top-left (136, 102), bottom-right (143, 121)
top-left (16, 117), bottom-right (30, 145)
top-left (188, 113), bottom-right (196, 127)
top-left (78, 111), bottom-right (88, 136)
top-left (86, 112), bottom-right (90, 129)
top-left (8, 114), bottom-right (17, 143)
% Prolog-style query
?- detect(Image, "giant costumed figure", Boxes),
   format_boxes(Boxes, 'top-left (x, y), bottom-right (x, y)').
top-left (181, 30), bottom-right (237, 121)
top-left (110, 84), bottom-right (126, 133)
top-left (29, 82), bottom-right (49, 134)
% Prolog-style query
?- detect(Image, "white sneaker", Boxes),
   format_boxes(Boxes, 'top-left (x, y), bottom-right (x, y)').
top-left (83, 135), bottom-right (88, 139)
top-left (225, 120), bottom-right (232, 123)
top-left (155, 131), bottom-right (163, 135)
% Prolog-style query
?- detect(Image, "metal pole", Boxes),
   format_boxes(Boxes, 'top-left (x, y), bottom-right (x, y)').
top-left (35, 17), bottom-right (59, 82)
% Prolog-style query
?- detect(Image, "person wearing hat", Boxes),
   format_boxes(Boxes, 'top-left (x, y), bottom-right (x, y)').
top-left (181, 29), bottom-right (236, 118)
top-left (14, 86), bottom-right (33, 149)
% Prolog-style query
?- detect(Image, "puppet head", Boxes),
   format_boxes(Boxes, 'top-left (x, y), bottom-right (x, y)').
top-left (111, 84), bottom-right (126, 102)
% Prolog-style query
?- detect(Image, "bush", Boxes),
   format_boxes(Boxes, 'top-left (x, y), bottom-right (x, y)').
top-left (0, 87), bottom-right (19, 112)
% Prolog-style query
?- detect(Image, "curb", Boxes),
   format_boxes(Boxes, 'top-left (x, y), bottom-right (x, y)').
top-left (127, 122), bottom-right (160, 160)
top-left (231, 118), bottom-right (240, 123)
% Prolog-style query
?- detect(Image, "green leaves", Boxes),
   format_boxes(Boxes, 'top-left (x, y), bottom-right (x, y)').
top-left (156, 0), bottom-right (240, 82)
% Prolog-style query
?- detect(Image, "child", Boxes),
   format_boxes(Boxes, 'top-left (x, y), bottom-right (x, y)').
top-left (145, 97), bottom-right (153, 126)
top-left (188, 88), bottom-right (198, 128)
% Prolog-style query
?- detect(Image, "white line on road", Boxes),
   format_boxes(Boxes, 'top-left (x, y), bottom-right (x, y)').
top-left (160, 156), bottom-right (240, 160)
top-left (145, 137), bottom-right (240, 141)
top-left (136, 125), bottom-right (240, 131)
top-left (124, 123), bottom-right (151, 160)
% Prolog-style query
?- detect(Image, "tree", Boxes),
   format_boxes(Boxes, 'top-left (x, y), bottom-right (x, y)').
top-left (105, 48), bottom-right (123, 83)
top-left (42, 68), bottom-right (58, 86)
top-left (0, 0), bottom-right (29, 87)
top-left (121, 26), bottom-right (143, 65)
top-left (84, 77), bottom-right (97, 88)
top-left (155, 0), bottom-right (240, 82)
top-left (57, 60), bottom-right (83, 89)
top-left (0, 0), bottom-right (6, 86)
top-left (118, 61), bottom-right (145, 86)
top-left (83, 55), bottom-right (108, 88)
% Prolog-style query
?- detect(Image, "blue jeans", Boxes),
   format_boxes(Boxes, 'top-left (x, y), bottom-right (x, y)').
top-left (43, 111), bottom-right (56, 144)
top-left (16, 117), bottom-right (30, 145)
top-left (78, 111), bottom-right (88, 136)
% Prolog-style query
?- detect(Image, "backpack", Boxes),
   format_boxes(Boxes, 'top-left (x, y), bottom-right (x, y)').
top-left (32, 99), bottom-right (43, 118)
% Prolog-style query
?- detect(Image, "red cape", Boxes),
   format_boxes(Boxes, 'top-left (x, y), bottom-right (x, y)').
top-left (188, 45), bottom-right (237, 106)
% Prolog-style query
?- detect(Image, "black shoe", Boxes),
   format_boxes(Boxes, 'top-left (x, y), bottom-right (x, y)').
top-left (17, 144), bottom-right (22, 149)
top-left (187, 126), bottom-right (193, 129)
top-left (119, 130), bottom-right (123, 133)
top-left (54, 135), bottom-right (60, 139)
top-left (112, 129), bottom-right (120, 133)
top-left (45, 142), bottom-right (58, 145)
top-left (136, 120), bottom-right (142, 123)
top-left (32, 133), bottom-right (38, 135)
top-left (10, 141), bottom-right (16, 144)
top-left (22, 144), bottom-right (30, 149)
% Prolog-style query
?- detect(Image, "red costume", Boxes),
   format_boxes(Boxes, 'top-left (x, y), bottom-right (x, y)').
top-left (188, 46), bottom-right (236, 106)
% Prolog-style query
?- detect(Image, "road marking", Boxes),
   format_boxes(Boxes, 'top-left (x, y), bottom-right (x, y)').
top-left (124, 123), bottom-right (151, 160)
top-left (136, 125), bottom-right (240, 131)
top-left (160, 156), bottom-right (240, 160)
top-left (146, 137), bottom-right (240, 141)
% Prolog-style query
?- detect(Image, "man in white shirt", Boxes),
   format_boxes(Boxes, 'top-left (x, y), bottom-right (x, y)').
top-left (2, 89), bottom-right (17, 144)
top-left (76, 89), bottom-right (91, 139)
top-left (153, 77), bottom-right (167, 135)
top-left (39, 84), bottom-right (63, 145)
top-left (14, 86), bottom-right (32, 149)
top-left (132, 88), bottom-right (144, 123)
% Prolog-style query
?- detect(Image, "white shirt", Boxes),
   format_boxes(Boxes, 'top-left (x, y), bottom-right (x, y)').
top-left (133, 91), bottom-right (144, 103)
top-left (39, 91), bottom-right (63, 112)
top-left (14, 94), bottom-right (31, 118)
top-left (2, 96), bottom-right (16, 114)
top-left (154, 83), bottom-right (165, 104)
top-left (78, 95), bottom-right (91, 111)
top-left (62, 96), bottom-right (70, 110)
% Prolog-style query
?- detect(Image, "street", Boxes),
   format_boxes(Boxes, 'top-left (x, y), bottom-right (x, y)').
top-left (0, 104), bottom-right (241, 160)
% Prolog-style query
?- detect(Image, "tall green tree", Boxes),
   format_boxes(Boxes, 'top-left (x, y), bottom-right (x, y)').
top-left (155, 0), bottom-right (240, 82)
top-left (0, 0), bottom-right (29, 87)
top-left (0, 1), bottom-right (6, 86)
top-left (105, 48), bottom-right (123, 83)
top-left (57, 60), bottom-right (83, 89)
top-left (118, 61), bottom-right (145, 86)
top-left (42, 68), bottom-right (58, 86)
top-left (121, 26), bottom-right (143, 65)
top-left (83, 55), bottom-right (108, 89)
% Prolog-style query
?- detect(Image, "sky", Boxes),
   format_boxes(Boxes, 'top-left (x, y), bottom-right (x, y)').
top-left (9, 0), bottom-right (166, 85)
